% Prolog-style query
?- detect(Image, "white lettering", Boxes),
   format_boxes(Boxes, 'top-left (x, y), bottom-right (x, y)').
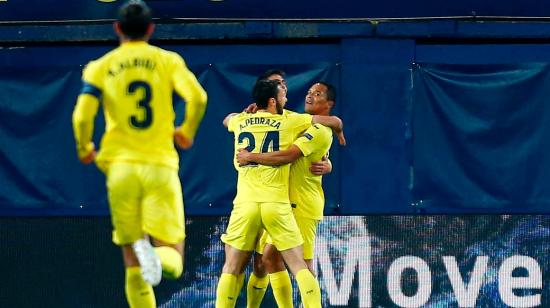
top-left (316, 236), bottom-right (371, 307)
top-left (498, 256), bottom-right (542, 308)
top-left (443, 256), bottom-right (487, 307)
top-left (314, 221), bottom-right (543, 308)
top-left (388, 256), bottom-right (431, 307)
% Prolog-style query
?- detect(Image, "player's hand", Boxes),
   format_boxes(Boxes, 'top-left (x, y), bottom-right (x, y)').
top-left (326, 116), bottom-right (346, 146)
top-left (77, 142), bottom-right (96, 164)
top-left (174, 127), bottom-right (194, 150)
top-left (310, 155), bottom-right (332, 175)
top-left (79, 150), bottom-right (96, 164)
top-left (243, 103), bottom-right (258, 113)
top-left (336, 130), bottom-right (346, 146)
top-left (236, 148), bottom-right (252, 166)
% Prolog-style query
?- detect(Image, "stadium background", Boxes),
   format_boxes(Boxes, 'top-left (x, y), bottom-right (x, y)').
top-left (1, 0), bottom-right (550, 307)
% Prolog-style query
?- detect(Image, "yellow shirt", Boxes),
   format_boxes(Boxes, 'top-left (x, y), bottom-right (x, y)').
top-left (73, 41), bottom-right (207, 170)
top-left (228, 111), bottom-right (312, 204)
top-left (290, 124), bottom-right (333, 220)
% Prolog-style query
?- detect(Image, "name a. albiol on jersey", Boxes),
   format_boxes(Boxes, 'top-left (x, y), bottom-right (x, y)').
top-left (108, 58), bottom-right (157, 77)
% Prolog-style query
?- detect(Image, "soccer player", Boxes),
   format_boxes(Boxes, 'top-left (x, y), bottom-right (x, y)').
top-left (254, 70), bottom-right (333, 177)
top-left (245, 70), bottom-right (333, 308)
top-left (217, 79), bottom-right (343, 308)
top-left (71, 1), bottom-right (207, 307)
top-left (238, 82), bottom-right (338, 307)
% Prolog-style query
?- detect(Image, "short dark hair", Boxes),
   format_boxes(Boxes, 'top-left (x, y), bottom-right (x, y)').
top-left (317, 81), bottom-right (336, 106)
top-left (256, 69), bottom-right (286, 82)
top-left (117, 1), bottom-right (152, 40)
top-left (253, 80), bottom-right (279, 109)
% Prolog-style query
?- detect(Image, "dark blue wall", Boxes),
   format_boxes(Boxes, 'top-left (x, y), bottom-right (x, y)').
top-left (1, 0), bottom-right (549, 21)
top-left (0, 40), bottom-right (414, 215)
top-left (3, 17), bottom-right (550, 215)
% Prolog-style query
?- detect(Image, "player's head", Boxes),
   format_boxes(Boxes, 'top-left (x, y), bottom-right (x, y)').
top-left (257, 69), bottom-right (288, 95)
top-left (304, 82), bottom-right (335, 116)
top-left (252, 79), bottom-right (286, 114)
top-left (115, 0), bottom-right (154, 41)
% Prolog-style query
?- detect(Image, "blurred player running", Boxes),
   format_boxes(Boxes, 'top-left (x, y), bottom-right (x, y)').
top-left (72, 1), bottom-right (207, 307)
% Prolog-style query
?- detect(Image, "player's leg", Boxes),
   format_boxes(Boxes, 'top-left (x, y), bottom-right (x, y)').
top-left (279, 247), bottom-right (321, 308)
top-left (295, 216), bottom-right (319, 275)
top-left (246, 231), bottom-right (269, 308)
top-left (122, 246), bottom-right (156, 308)
top-left (142, 165), bottom-right (186, 280)
top-left (279, 217), bottom-right (321, 308)
top-left (107, 162), bottom-right (156, 308)
top-left (217, 202), bottom-right (262, 308)
top-left (263, 242), bottom-right (293, 308)
top-left (151, 238), bottom-right (184, 279)
top-left (261, 203), bottom-right (321, 308)
top-left (217, 244), bottom-right (253, 308)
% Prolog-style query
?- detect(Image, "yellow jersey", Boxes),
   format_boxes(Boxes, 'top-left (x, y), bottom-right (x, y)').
top-left (228, 111), bottom-right (312, 204)
top-left (290, 124), bottom-right (333, 220)
top-left (74, 41), bottom-right (207, 170)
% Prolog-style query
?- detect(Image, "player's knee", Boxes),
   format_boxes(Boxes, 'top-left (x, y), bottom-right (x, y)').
top-left (154, 246), bottom-right (183, 280)
top-left (222, 262), bottom-right (242, 274)
top-left (253, 254), bottom-right (267, 277)
top-left (305, 259), bottom-right (315, 276)
top-left (164, 257), bottom-right (183, 280)
top-left (263, 253), bottom-right (285, 273)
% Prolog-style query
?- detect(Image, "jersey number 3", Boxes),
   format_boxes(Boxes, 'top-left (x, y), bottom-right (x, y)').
top-left (128, 81), bottom-right (153, 129)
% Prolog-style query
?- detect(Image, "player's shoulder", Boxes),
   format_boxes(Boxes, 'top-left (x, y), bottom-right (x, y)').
top-left (227, 111), bottom-right (247, 125)
top-left (284, 111), bottom-right (312, 123)
top-left (232, 111), bottom-right (249, 120)
top-left (312, 123), bottom-right (332, 132)
top-left (82, 57), bottom-right (106, 79)
top-left (282, 109), bottom-right (296, 116)
top-left (84, 47), bottom-right (119, 71)
top-left (284, 111), bottom-right (308, 119)
top-left (311, 123), bottom-right (333, 138)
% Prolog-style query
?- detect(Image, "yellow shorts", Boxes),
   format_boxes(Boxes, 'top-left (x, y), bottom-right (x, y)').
top-left (265, 216), bottom-right (319, 259)
top-left (294, 216), bottom-right (319, 260)
top-left (106, 162), bottom-right (186, 245)
top-left (221, 202), bottom-right (303, 252)
top-left (255, 229), bottom-right (268, 254)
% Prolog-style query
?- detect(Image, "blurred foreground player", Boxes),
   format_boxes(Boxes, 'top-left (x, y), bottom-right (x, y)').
top-left (72, 1), bottom-right (207, 307)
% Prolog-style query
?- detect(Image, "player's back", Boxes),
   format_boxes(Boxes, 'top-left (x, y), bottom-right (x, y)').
top-left (228, 111), bottom-right (312, 204)
top-left (84, 41), bottom-right (183, 168)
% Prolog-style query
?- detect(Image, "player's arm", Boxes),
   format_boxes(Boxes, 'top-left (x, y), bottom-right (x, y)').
top-left (223, 113), bottom-right (239, 128)
top-left (72, 89), bottom-right (100, 164)
top-left (173, 57), bottom-right (208, 149)
top-left (237, 145), bottom-right (303, 166)
top-left (311, 115), bottom-right (346, 146)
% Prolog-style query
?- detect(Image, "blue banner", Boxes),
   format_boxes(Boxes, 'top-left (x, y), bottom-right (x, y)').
top-left (412, 63), bottom-right (550, 212)
top-left (0, 44), bottom-right (341, 215)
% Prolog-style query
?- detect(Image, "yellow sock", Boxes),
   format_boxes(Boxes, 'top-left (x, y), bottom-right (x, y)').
top-left (269, 270), bottom-right (293, 308)
top-left (216, 273), bottom-right (238, 308)
top-left (125, 266), bottom-right (156, 308)
top-left (295, 269), bottom-right (321, 308)
top-left (234, 273), bottom-right (245, 298)
top-left (246, 272), bottom-right (269, 308)
top-left (154, 246), bottom-right (183, 279)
